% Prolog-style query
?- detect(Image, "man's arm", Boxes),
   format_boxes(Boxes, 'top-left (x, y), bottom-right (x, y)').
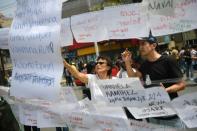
top-left (64, 60), bottom-right (88, 84)
top-left (122, 49), bottom-right (142, 78)
top-left (165, 80), bottom-right (186, 93)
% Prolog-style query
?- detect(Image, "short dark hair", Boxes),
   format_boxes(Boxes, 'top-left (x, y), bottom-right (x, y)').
top-left (97, 55), bottom-right (113, 76)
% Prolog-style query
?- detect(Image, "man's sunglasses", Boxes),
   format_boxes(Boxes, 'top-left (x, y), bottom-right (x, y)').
top-left (96, 62), bottom-right (106, 65)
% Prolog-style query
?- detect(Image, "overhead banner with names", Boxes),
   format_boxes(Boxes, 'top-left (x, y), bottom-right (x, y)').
top-left (171, 92), bottom-right (197, 128)
top-left (71, 11), bottom-right (108, 43)
top-left (103, 3), bottom-right (149, 39)
top-left (9, 0), bottom-right (63, 100)
top-left (150, 0), bottom-right (197, 36)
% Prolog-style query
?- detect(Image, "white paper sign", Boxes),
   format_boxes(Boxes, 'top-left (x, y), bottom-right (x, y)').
top-left (128, 87), bottom-right (176, 119)
top-left (0, 28), bottom-right (9, 49)
top-left (19, 104), bottom-right (37, 126)
top-left (129, 119), bottom-right (178, 131)
top-left (9, 0), bottom-right (63, 100)
top-left (78, 98), bottom-right (97, 113)
top-left (93, 114), bottom-right (129, 131)
top-left (150, 0), bottom-right (197, 36)
top-left (62, 87), bottom-right (78, 103)
top-left (171, 92), bottom-right (197, 128)
top-left (103, 3), bottom-right (149, 39)
top-left (61, 18), bottom-right (73, 47)
top-left (147, 0), bottom-right (175, 16)
top-left (37, 109), bottom-right (67, 128)
top-left (71, 11), bottom-right (108, 42)
top-left (97, 78), bottom-right (145, 107)
top-left (65, 112), bottom-right (95, 129)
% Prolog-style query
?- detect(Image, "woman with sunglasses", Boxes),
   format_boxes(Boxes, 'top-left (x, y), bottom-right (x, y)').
top-left (63, 56), bottom-right (114, 102)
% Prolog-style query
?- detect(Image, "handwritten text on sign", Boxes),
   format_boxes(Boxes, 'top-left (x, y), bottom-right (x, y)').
top-left (103, 3), bottom-right (149, 39)
top-left (71, 11), bottom-right (108, 43)
top-left (172, 92), bottom-right (197, 128)
top-left (9, 0), bottom-right (63, 100)
top-left (19, 104), bottom-right (37, 126)
top-left (97, 78), bottom-right (145, 107)
top-left (148, 0), bottom-right (175, 16)
top-left (150, 0), bottom-right (197, 36)
top-left (128, 87), bottom-right (176, 119)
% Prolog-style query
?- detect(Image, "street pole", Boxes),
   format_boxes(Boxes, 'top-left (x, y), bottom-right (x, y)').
top-left (94, 42), bottom-right (99, 57)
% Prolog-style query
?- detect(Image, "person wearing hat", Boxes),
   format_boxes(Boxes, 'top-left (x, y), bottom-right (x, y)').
top-left (122, 35), bottom-right (186, 128)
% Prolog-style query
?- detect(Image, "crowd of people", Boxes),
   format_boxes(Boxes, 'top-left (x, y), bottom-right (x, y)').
top-left (161, 45), bottom-right (197, 81)
top-left (63, 34), bottom-right (187, 129)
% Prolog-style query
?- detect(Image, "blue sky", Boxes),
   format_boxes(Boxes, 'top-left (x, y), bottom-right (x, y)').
top-left (0, 0), bottom-right (16, 18)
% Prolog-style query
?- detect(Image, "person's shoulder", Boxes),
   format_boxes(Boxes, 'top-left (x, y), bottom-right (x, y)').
top-left (87, 74), bottom-right (96, 78)
top-left (161, 55), bottom-right (174, 61)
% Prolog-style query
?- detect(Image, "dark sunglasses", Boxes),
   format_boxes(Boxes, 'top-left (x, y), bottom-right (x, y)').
top-left (96, 61), bottom-right (106, 65)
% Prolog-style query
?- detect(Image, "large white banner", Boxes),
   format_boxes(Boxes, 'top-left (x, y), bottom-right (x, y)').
top-left (0, 28), bottom-right (9, 49)
top-left (9, 0), bottom-right (63, 100)
top-left (171, 92), bottom-right (197, 128)
top-left (71, 11), bottom-right (108, 43)
top-left (61, 18), bottom-right (73, 47)
top-left (103, 3), bottom-right (149, 39)
top-left (150, 0), bottom-right (197, 36)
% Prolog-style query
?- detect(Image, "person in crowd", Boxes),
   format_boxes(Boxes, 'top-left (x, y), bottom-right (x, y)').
top-left (82, 61), bottom-right (96, 100)
top-left (179, 47), bottom-right (186, 74)
top-left (171, 46), bottom-right (179, 62)
top-left (184, 47), bottom-right (193, 80)
top-left (191, 47), bottom-right (197, 73)
top-left (116, 57), bottom-right (141, 120)
top-left (63, 55), bottom-right (114, 101)
top-left (116, 56), bottom-right (136, 78)
top-left (122, 34), bottom-right (186, 128)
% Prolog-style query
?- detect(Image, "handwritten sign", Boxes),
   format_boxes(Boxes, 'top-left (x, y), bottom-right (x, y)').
top-left (9, 0), bottom-right (63, 100)
top-left (171, 92), bottom-right (197, 128)
top-left (147, 0), bottom-right (175, 16)
top-left (93, 114), bottom-right (129, 131)
top-left (103, 3), bottom-right (149, 39)
top-left (65, 112), bottom-right (95, 129)
top-left (0, 28), bottom-right (9, 49)
top-left (19, 104), bottom-right (37, 126)
top-left (78, 98), bottom-right (97, 113)
top-left (62, 87), bottom-right (78, 103)
top-left (150, 0), bottom-right (197, 36)
top-left (129, 119), bottom-right (178, 131)
top-left (97, 78), bottom-right (145, 107)
top-left (61, 18), bottom-right (73, 47)
top-left (128, 87), bottom-right (176, 119)
top-left (37, 109), bottom-right (67, 128)
top-left (71, 11), bottom-right (108, 42)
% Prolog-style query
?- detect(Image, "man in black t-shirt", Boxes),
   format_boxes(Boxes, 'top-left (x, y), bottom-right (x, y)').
top-left (122, 35), bottom-right (185, 99)
top-left (122, 35), bottom-right (186, 128)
